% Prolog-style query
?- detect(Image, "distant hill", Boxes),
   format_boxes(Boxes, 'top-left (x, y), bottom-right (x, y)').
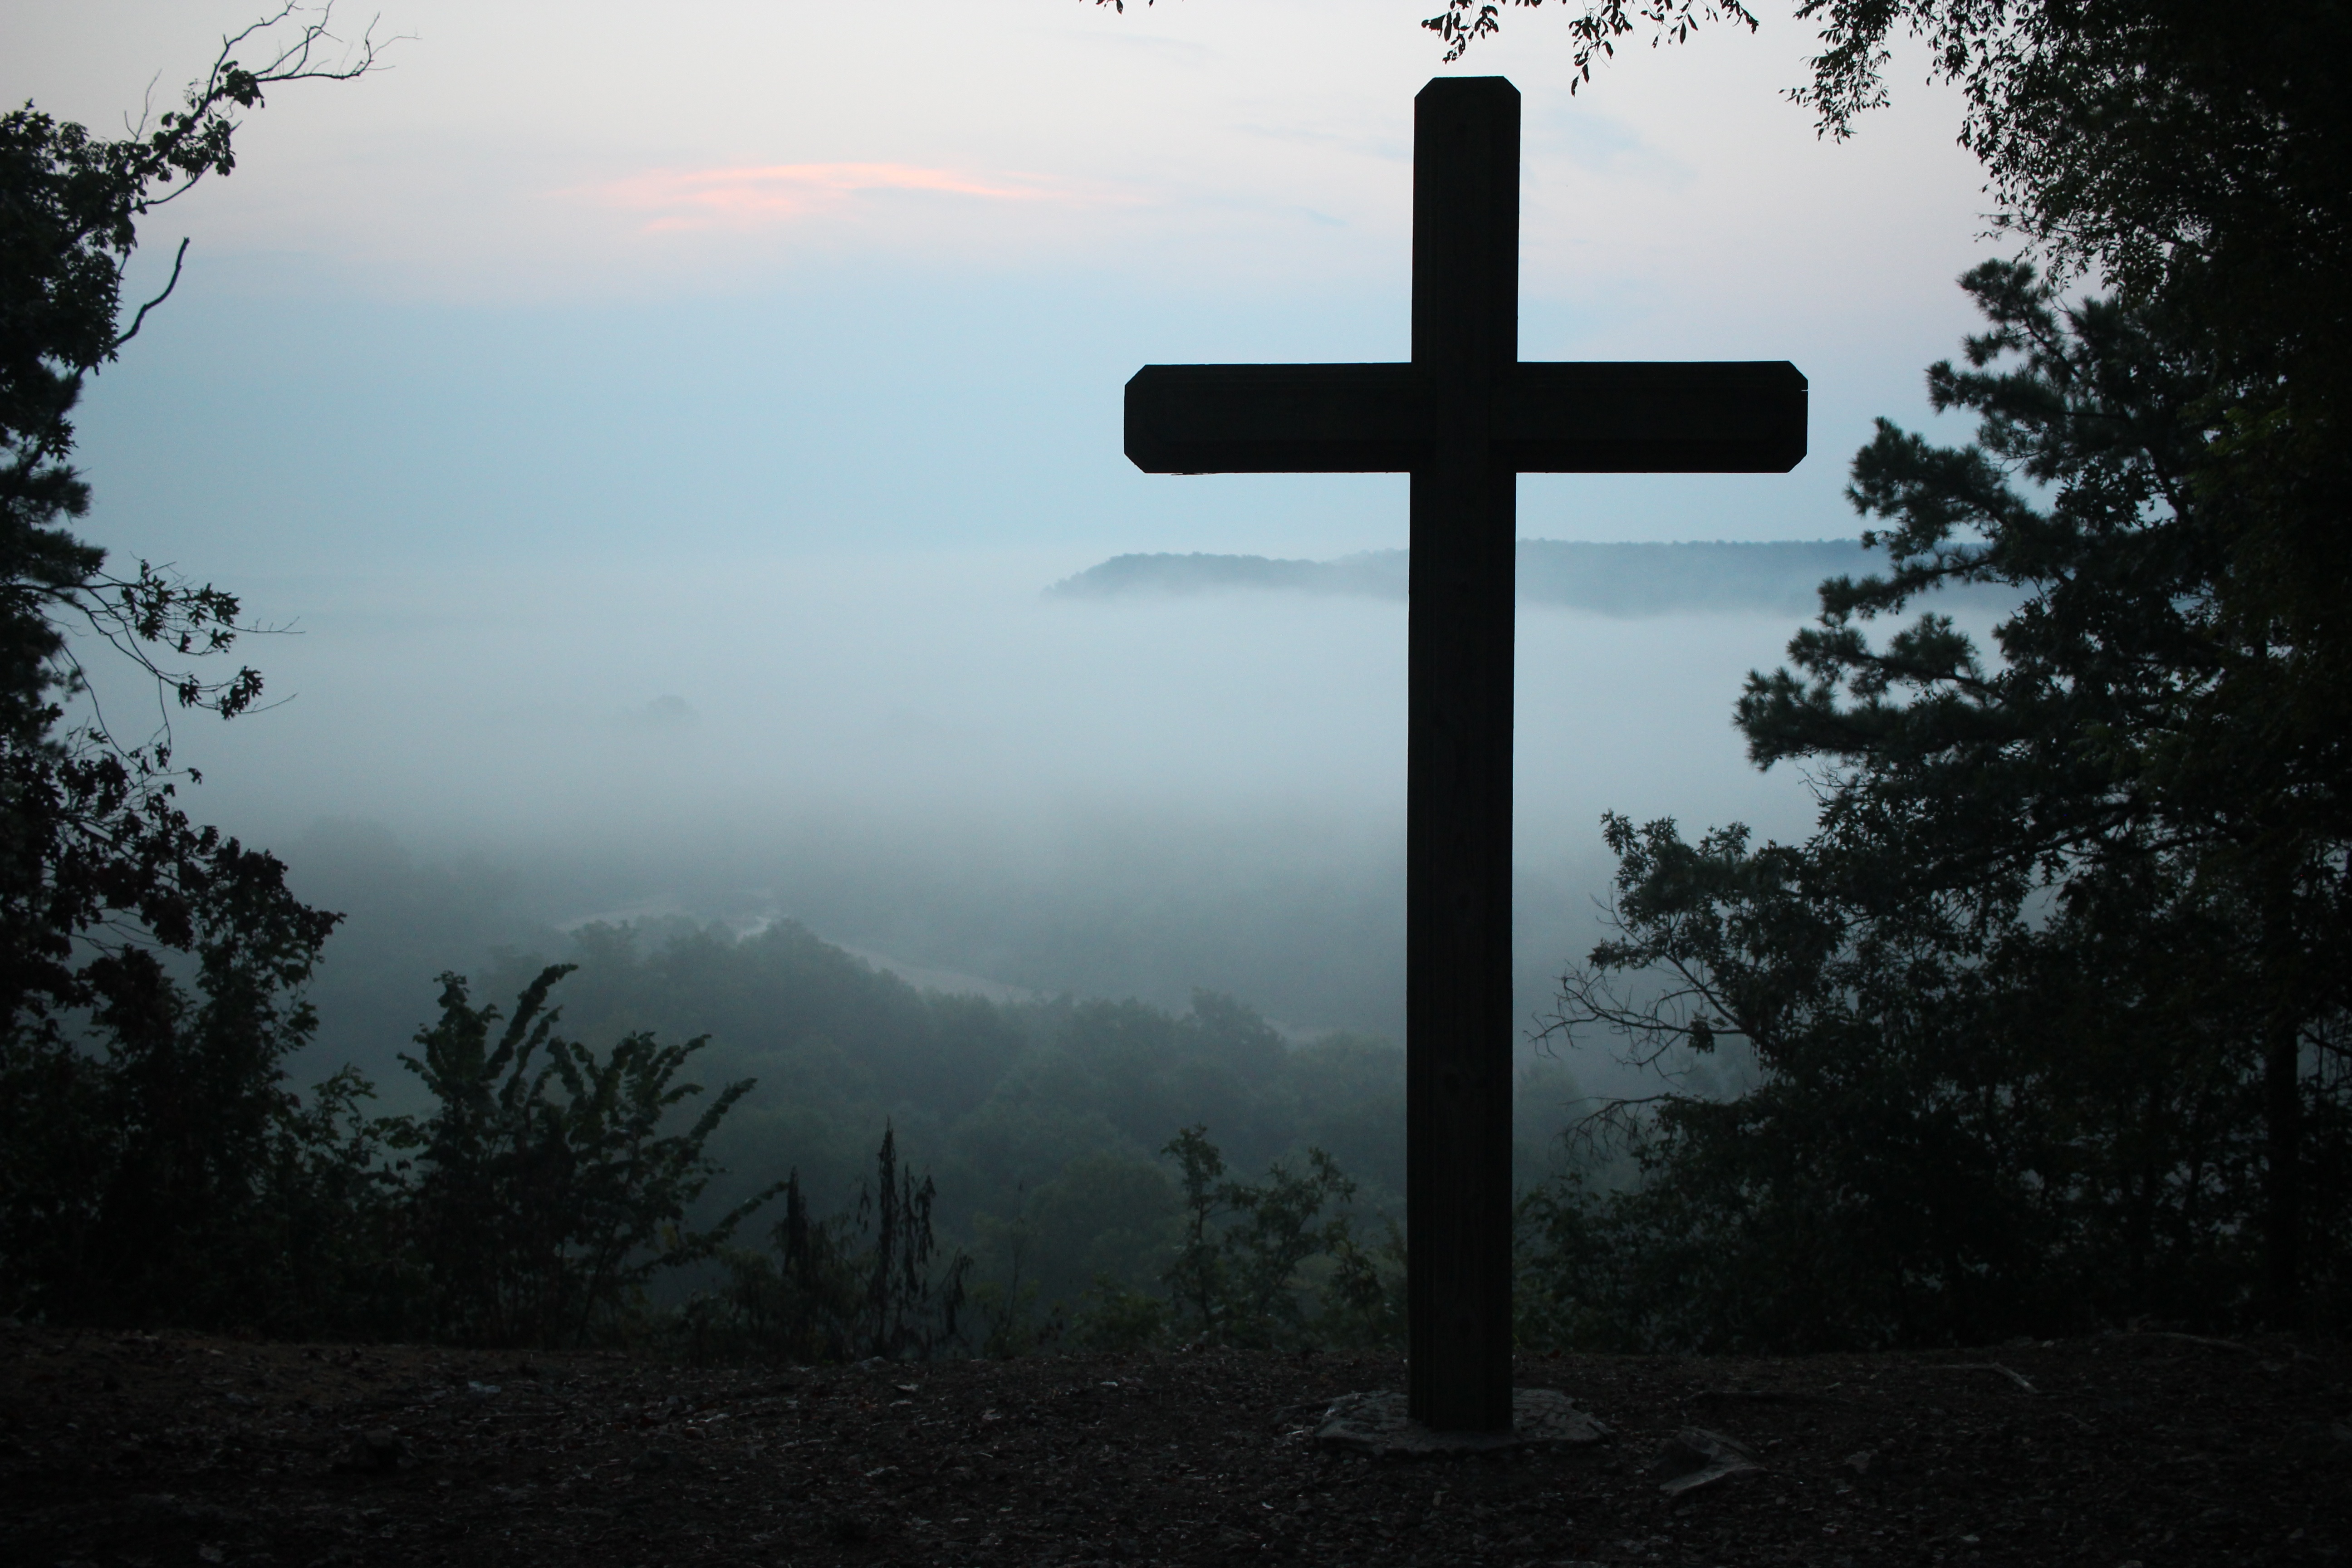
top-left (1048, 539), bottom-right (1891, 617)
top-left (1049, 549), bottom-right (1408, 601)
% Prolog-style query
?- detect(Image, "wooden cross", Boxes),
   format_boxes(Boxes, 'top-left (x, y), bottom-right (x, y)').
top-left (1123, 76), bottom-right (1804, 1432)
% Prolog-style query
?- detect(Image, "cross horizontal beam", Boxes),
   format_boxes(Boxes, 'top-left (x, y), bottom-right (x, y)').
top-left (1126, 360), bottom-right (1807, 475)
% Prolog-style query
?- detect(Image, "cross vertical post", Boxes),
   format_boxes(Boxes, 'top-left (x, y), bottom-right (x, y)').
top-left (1119, 74), bottom-right (1804, 1436)
top-left (1406, 76), bottom-right (1521, 1433)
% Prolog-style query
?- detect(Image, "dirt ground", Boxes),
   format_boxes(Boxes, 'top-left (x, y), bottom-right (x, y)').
top-left (4, 1323), bottom-right (2346, 1568)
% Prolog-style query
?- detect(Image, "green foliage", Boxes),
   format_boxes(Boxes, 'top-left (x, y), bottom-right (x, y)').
top-left (941, 991), bottom-right (1404, 1254)
top-left (1019, 1150), bottom-right (1181, 1307)
top-left (1068, 1273), bottom-right (1168, 1352)
top-left (962, 1150), bottom-right (1184, 1356)
top-left (684, 1127), bottom-right (970, 1365)
top-left (1160, 1125), bottom-right (1395, 1350)
top-left (359, 916), bottom-right (1415, 1360)
top-left (391, 965), bottom-right (774, 1348)
top-left (687, 1171), bottom-right (865, 1366)
top-left (4, 948), bottom-right (793, 1343)
top-left (857, 1122), bottom-right (970, 1360)
top-left (1527, 262), bottom-right (2350, 1349)
top-left (1161, 1125), bottom-right (1231, 1336)
top-left (966, 1208), bottom-right (1066, 1358)
top-left (0, 941), bottom-right (401, 1335)
top-left (458, 925), bottom-right (1410, 1332)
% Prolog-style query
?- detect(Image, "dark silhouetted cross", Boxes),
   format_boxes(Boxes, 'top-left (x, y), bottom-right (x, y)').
top-left (1122, 75), bottom-right (1805, 1433)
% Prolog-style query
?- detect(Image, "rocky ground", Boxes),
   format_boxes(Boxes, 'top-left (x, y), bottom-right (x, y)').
top-left (4, 1323), bottom-right (2347, 1568)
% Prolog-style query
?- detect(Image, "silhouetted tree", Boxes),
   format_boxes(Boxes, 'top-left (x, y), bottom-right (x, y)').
top-left (1, 4), bottom-right (380, 1037)
top-left (1531, 264), bottom-right (2351, 1346)
top-left (0, 7), bottom-right (391, 1330)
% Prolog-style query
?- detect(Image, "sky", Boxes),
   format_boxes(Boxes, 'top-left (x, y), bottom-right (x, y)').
top-left (4, 0), bottom-right (2003, 1044)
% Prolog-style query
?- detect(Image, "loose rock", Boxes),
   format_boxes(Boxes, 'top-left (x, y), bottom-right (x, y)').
top-left (1652, 1427), bottom-right (1761, 1495)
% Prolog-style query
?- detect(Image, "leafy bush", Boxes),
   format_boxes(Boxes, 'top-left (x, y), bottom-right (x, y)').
top-left (1160, 1125), bottom-right (1395, 1350)
top-left (391, 964), bottom-right (776, 1347)
top-left (1068, 1274), bottom-right (1166, 1351)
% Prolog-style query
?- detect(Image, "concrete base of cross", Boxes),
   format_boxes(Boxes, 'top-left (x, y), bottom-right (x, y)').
top-left (1313, 1388), bottom-right (1611, 1457)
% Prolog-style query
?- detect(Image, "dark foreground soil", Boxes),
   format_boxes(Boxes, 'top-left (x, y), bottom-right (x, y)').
top-left (5, 1323), bottom-right (2347, 1568)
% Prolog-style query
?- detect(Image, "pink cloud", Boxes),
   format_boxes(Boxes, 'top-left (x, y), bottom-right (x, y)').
top-left (593, 162), bottom-right (1076, 230)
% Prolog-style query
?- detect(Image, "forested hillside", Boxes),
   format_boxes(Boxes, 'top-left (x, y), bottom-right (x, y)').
top-left (450, 918), bottom-right (1571, 1313)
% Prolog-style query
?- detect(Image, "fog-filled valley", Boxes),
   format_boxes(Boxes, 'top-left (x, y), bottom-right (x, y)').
top-left (177, 544), bottom-right (1835, 1070)
top-left (103, 539), bottom-right (1848, 1317)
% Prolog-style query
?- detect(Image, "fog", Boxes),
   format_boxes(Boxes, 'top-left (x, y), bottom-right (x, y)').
top-left (102, 544), bottom-right (1822, 1091)
top-left (56, 255), bottom-right (1923, 1122)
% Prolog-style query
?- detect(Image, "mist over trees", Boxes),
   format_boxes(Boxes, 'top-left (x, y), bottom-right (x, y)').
top-left (0, 897), bottom-right (1437, 1351)
top-left (4, 1), bottom-right (2347, 1357)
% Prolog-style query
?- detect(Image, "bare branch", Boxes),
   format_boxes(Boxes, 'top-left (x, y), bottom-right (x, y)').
top-left (111, 237), bottom-right (190, 353)
top-left (136, 4), bottom-right (400, 216)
